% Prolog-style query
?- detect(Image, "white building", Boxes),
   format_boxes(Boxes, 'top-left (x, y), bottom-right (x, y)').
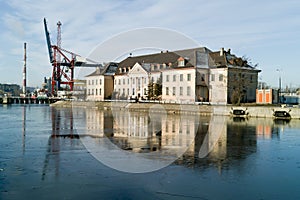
top-left (86, 47), bottom-right (261, 105)
top-left (86, 63), bottom-right (118, 101)
top-left (162, 66), bottom-right (196, 103)
top-left (113, 51), bottom-right (181, 100)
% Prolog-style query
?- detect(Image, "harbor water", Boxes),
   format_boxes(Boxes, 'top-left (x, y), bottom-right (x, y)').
top-left (1, 104), bottom-right (300, 199)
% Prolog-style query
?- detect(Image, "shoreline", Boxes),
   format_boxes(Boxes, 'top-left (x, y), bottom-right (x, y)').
top-left (51, 100), bottom-right (300, 119)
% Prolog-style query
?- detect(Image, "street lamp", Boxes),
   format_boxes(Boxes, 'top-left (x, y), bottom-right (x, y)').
top-left (276, 69), bottom-right (282, 104)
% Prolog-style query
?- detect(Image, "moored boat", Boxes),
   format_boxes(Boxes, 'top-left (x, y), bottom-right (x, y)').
top-left (230, 107), bottom-right (249, 118)
top-left (273, 110), bottom-right (291, 120)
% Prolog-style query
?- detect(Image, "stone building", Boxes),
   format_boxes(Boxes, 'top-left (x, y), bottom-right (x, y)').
top-left (209, 48), bottom-right (261, 104)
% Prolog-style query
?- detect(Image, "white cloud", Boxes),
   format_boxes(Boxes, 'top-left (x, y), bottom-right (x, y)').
top-left (0, 0), bottom-right (300, 86)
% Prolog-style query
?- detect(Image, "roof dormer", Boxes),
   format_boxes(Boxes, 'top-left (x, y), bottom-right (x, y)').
top-left (178, 57), bottom-right (185, 67)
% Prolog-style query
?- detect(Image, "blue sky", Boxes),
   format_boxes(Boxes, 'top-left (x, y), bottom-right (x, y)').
top-left (0, 0), bottom-right (299, 88)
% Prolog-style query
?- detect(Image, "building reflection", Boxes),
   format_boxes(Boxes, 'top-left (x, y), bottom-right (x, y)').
top-left (43, 107), bottom-right (294, 177)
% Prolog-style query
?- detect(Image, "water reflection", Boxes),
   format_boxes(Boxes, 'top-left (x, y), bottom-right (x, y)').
top-left (44, 107), bottom-right (294, 174)
top-left (42, 107), bottom-right (81, 180)
top-left (22, 106), bottom-right (26, 154)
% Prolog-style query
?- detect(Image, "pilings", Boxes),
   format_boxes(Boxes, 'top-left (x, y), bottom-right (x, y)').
top-left (0, 97), bottom-right (61, 105)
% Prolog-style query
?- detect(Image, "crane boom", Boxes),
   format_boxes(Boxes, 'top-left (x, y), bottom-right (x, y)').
top-left (43, 18), bottom-right (53, 63)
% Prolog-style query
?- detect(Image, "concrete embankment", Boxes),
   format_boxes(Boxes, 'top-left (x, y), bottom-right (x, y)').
top-left (51, 101), bottom-right (300, 119)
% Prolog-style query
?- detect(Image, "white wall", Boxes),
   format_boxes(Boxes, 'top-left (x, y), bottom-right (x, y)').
top-left (86, 75), bottom-right (105, 101)
top-left (162, 68), bottom-right (196, 103)
top-left (209, 68), bottom-right (228, 104)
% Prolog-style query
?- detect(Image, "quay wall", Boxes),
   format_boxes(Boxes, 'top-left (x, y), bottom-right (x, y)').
top-left (51, 101), bottom-right (300, 119)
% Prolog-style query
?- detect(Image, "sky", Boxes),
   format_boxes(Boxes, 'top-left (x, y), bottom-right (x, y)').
top-left (0, 0), bottom-right (300, 88)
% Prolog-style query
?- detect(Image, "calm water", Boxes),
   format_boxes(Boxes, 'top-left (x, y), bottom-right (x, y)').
top-left (1, 105), bottom-right (300, 200)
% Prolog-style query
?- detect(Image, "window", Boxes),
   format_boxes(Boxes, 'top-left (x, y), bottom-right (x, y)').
top-left (88, 89), bottom-right (90, 95)
top-left (100, 88), bottom-right (102, 95)
top-left (123, 79), bottom-right (125, 85)
top-left (92, 80), bottom-right (94, 85)
top-left (178, 60), bottom-right (184, 67)
top-left (127, 88), bottom-right (129, 95)
top-left (172, 121), bottom-right (175, 133)
top-left (92, 89), bottom-right (94, 95)
top-left (211, 74), bottom-right (215, 81)
top-left (95, 89), bottom-right (98, 95)
top-left (172, 87), bottom-right (176, 96)
top-left (123, 88), bottom-right (125, 95)
top-left (173, 75), bottom-right (176, 82)
top-left (166, 87), bottom-right (169, 95)
top-left (88, 80), bottom-right (90, 85)
top-left (180, 74), bottom-right (183, 81)
top-left (133, 78), bottom-right (135, 84)
top-left (187, 86), bottom-right (191, 96)
top-left (100, 79), bottom-right (102, 85)
top-left (201, 74), bottom-right (205, 81)
top-left (128, 79), bottom-right (129, 84)
top-left (132, 88), bottom-right (135, 95)
top-left (166, 75), bottom-right (169, 82)
top-left (219, 74), bottom-right (223, 82)
top-left (180, 87), bottom-right (183, 96)
top-left (118, 79), bottom-right (121, 85)
top-left (96, 79), bottom-right (98, 85)
top-left (187, 74), bottom-right (191, 81)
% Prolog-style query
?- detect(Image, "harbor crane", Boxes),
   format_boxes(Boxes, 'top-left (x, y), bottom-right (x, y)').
top-left (43, 18), bottom-right (102, 96)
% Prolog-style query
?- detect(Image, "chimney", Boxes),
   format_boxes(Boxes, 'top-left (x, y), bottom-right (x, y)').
top-left (227, 48), bottom-right (231, 54)
top-left (22, 42), bottom-right (27, 95)
top-left (220, 48), bottom-right (224, 56)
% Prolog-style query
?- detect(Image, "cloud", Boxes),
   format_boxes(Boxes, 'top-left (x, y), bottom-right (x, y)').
top-left (1, 0), bottom-right (300, 86)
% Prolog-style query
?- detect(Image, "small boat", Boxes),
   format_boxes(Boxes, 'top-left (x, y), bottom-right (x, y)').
top-left (273, 110), bottom-right (291, 120)
top-left (230, 107), bottom-right (249, 118)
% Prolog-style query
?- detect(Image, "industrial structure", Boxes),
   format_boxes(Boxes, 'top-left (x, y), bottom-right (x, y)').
top-left (22, 42), bottom-right (27, 96)
top-left (43, 18), bottom-right (102, 96)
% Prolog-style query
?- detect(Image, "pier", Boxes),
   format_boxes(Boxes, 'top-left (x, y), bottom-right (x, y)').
top-left (0, 96), bottom-right (62, 104)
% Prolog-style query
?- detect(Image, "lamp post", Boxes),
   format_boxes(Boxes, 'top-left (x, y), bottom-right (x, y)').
top-left (276, 69), bottom-right (281, 104)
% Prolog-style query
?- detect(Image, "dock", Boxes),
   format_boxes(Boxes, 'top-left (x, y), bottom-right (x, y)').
top-left (0, 96), bottom-right (62, 105)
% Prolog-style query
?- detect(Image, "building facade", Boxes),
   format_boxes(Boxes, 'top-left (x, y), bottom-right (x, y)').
top-left (85, 47), bottom-right (261, 105)
top-left (86, 63), bottom-right (118, 101)
top-left (209, 48), bottom-right (261, 104)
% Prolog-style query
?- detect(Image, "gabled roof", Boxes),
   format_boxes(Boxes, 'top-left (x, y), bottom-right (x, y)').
top-left (209, 49), bottom-right (260, 72)
top-left (85, 62), bottom-right (118, 77)
top-left (127, 62), bottom-right (149, 75)
top-left (174, 47), bottom-right (212, 67)
top-left (116, 50), bottom-right (195, 75)
top-left (118, 51), bottom-right (180, 68)
top-left (209, 51), bottom-right (228, 67)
